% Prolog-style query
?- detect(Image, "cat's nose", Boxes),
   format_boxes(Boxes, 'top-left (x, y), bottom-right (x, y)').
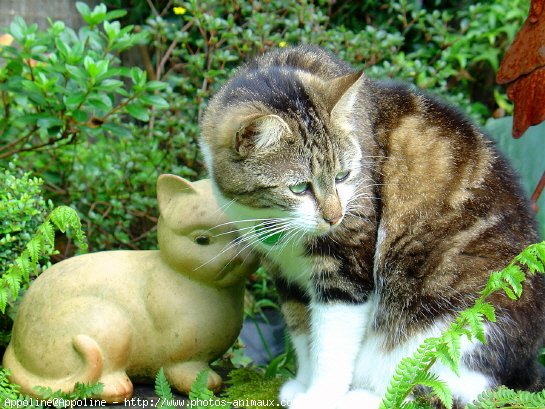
top-left (324, 213), bottom-right (343, 226)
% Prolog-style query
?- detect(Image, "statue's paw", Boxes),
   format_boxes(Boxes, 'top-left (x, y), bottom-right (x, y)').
top-left (279, 379), bottom-right (307, 405)
top-left (165, 361), bottom-right (222, 394)
top-left (206, 368), bottom-right (222, 393)
top-left (98, 372), bottom-right (133, 403)
top-left (337, 389), bottom-right (381, 409)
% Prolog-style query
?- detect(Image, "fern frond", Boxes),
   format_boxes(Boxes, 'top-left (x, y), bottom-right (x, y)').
top-left (37, 221), bottom-right (55, 247)
top-left (4, 272), bottom-right (21, 301)
top-left (0, 206), bottom-right (87, 313)
top-left (459, 308), bottom-right (486, 344)
top-left (26, 236), bottom-right (42, 264)
top-left (188, 370), bottom-right (231, 409)
top-left (154, 368), bottom-right (175, 409)
top-left (189, 370), bottom-right (214, 402)
top-left (0, 287), bottom-right (8, 316)
top-left (48, 206), bottom-right (87, 250)
top-left (70, 382), bottom-right (104, 399)
top-left (467, 386), bottom-right (545, 409)
top-left (413, 372), bottom-right (452, 409)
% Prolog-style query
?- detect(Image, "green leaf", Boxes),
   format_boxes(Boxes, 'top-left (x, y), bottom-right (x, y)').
top-left (138, 94), bottom-right (169, 109)
top-left (64, 92), bottom-right (87, 110)
top-left (125, 103), bottom-right (150, 121)
top-left (441, 331), bottom-right (461, 374)
top-left (145, 81), bottom-right (168, 91)
top-left (26, 236), bottom-right (42, 263)
top-left (37, 117), bottom-right (63, 130)
top-left (95, 79), bottom-right (124, 92)
top-left (101, 122), bottom-right (132, 138)
top-left (66, 65), bottom-right (88, 82)
top-left (71, 109), bottom-right (88, 123)
top-left (9, 16), bottom-right (26, 42)
top-left (475, 300), bottom-right (496, 322)
top-left (105, 9), bottom-right (128, 21)
top-left (75, 2), bottom-right (91, 19)
top-left (87, 93), bottom-right (113, 111)
top-left (520, 249), bottom-right (544, 273)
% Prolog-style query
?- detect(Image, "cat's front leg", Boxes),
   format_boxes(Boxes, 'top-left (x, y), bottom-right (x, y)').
top-left (279, 300), bottom-right (312, 402)
top-left (289, 302), bottom-right (370, 409)
top-left (279, 333), bottom-right (311, 402)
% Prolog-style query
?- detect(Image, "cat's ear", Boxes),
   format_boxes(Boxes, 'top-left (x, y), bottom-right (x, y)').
top-left (157, 174), bottom-right (197, 216)
top-left (234, 114), bottom-right (291, 156)
top-left (326, 71), bottom-right (364, 114)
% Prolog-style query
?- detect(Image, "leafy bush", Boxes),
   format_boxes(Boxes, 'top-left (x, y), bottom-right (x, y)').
top-left (0, 2), bottom-right (169, 252)
top-left (0, 165), bottom-right (51, 275)
top-left (0, 4), bottom-right (166, 160)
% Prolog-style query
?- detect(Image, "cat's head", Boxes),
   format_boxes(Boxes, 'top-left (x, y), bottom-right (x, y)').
top-left (200, 46), bottom-right (375, 246)
top-left (156, 174), bottom-right (259, 287)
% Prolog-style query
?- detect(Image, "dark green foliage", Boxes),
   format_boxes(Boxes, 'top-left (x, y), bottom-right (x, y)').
top-left (0, 2), bottom-right (169, 252)
top-left (0, 3), bottom-right (166, 159)
top-left (0, 368), bottom-right (103, 408)
top-left (0, 165), bottom-right (51, 276)
top-left (34, 381), bottom-right (104, 407)
top-left (0, 205), bottom-right (86, 315)
top-left (222, 368), bottom-right (285, 409)
top-left (0, 167), bottom-right (87, 346)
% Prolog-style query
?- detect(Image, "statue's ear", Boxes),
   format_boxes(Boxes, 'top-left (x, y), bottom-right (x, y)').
top-left (233, 114), bottom-right (291, 157)
top-left (326, 71), bottom-right (364, 114)
top-left (157, 174), bottom-right (196, 217)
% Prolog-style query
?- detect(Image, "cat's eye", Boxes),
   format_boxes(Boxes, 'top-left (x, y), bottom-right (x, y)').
top-left (289, 182), bottom-right (310, 195)
top-left (335, 170), bottom-right (351, 183)
top-left (195, 235), bottom-right (211, 245)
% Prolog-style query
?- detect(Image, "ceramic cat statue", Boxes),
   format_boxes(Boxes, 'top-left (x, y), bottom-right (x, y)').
top-left (3, 174), bottom-right (259, 403)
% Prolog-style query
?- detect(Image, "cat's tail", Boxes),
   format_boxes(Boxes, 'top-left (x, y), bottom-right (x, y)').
top-left (3, 334), bottom-right (103, 396)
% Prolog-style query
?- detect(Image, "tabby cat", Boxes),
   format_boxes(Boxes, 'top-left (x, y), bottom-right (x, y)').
top-left (199, 45), bottom-right (545, 409)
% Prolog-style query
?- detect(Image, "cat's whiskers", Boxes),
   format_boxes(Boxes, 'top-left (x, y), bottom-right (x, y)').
top-left (209, 217), bottom-right (283, 229)
top-left (194, 217), bottom-right (298, 272)
top-left (211, 197), bottom-right (237, 218)
top-left (222, 219), bottom-right (299, 266)
top-left (211, 223), bottom-right (266, 238)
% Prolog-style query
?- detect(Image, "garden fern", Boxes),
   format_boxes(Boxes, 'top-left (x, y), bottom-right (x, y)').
top-left (155, 368), bottom-right (176, 409)
top-left (0, 205), bottom-right (87, 313)
top-left (467, 386), bottom-right (545, 409)
top-left (380, 241), bottom-right (545, 409)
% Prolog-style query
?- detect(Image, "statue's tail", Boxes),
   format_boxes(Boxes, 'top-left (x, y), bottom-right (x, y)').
top-left (3, 334), bottom-right (103, 397)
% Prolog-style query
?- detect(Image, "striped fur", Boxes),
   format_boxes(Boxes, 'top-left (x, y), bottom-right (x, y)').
top-left (200, 45), bottom-right (545, 408)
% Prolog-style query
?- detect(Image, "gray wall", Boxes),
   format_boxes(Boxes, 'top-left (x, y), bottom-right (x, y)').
top-left (0, 0), bottom-right (99, 31)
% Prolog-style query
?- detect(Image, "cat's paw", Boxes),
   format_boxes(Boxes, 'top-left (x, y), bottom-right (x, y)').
top-left (337, 389), bottom-right (382, 409)
top-left (288, 389), bottom-right (339, 409)
top-left (279, 379), bottom-right (307, 404)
